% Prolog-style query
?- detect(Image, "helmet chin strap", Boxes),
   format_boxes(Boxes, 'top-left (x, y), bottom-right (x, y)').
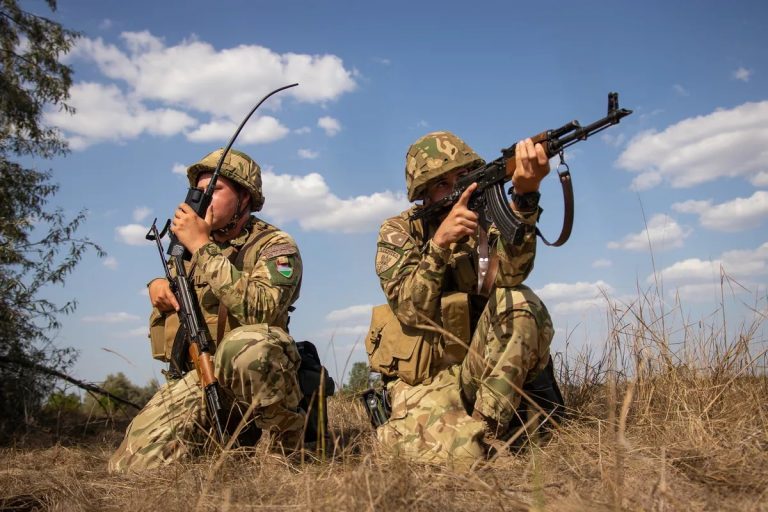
top-left (213, 194), bottom-right (250, 237)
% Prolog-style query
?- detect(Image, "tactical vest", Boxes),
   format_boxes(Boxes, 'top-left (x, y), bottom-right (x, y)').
top-left (149, 218), bottom-right (287, 362)
top-left (366, 212), bottom-right (488, 384)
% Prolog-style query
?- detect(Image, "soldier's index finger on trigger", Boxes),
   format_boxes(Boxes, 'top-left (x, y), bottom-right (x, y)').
top-left (457, 182), bottom-right (478, 207)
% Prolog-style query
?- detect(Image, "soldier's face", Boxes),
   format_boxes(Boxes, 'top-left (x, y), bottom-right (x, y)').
top-left (424, 168), bottom-right (470, 205)
top-left (196, 173), bottom-right (249, 229)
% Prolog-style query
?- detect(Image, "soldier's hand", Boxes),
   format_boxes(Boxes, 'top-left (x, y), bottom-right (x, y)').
top-left (512, 138), bottom-right (550, 194)
top-left (148, 278), bottom-right (179, 312)
top-left (171, 203), bottom-right (213, 254)
top-left (433, 183), bottom-right (478, 248)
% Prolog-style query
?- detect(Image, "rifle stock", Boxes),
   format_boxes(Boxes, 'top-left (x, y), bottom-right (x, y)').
top-left (411, 92), bottom-right (633, 247)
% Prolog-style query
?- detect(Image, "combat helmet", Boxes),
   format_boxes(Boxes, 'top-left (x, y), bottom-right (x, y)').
top-left (187, 148), bottom-right (265, 211)
top-left (405, 131), bottom-right (485, 201)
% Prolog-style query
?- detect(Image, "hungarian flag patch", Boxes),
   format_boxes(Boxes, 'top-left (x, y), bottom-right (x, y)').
top-left (276, 256), bottom-right (293, 278)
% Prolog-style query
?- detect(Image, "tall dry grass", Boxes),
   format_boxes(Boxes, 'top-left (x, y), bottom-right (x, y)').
top-left (1, 286), bottom-right (766, 511)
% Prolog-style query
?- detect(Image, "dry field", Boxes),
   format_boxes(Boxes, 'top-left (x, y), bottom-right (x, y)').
top-left (2, 293), bottom-right (766, 511)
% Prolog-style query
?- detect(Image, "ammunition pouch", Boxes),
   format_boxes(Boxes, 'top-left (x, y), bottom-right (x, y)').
top-left (149, 307), bottom-right (181, 362)
top-left (365, 292), bottom-right (473, 385)
top-left (365, 304), bottom-right (434, 386)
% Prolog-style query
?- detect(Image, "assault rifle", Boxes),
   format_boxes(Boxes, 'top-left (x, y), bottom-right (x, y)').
top-left (145, 83), bottom-right (298, 445)
top-left (411, 92), bottom-right (632, 247)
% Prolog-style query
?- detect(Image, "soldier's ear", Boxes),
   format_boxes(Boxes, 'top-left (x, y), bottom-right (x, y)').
top-left (239, 188), bottom-right (253, 211)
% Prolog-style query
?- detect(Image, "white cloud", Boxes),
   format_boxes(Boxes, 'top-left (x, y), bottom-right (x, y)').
top-left (607, 214), bottom-right (690, 251)
top-left (102, 256), bottom-right (118, 269)
top-left (601, 132), bottom-right (626, 148)
top-left (74, 33), bottom-right (356, 113)
top-left (133, 206), bottom-right (152, 222)
top-left (630, 171), bottom-right (663, 191)
top-left (262, 171), bottom-right (410, 233)
top-left (617, 101), bottom-right (768, 189)
top-left (592, 258), bottom-right (612, 268)
top-left (753, 172), bottom-right (768, 187)
top-left (45, 82), bottom-right (197, 149)
top-left (98, 19), bottom-right (113, 31)
top-left (57, 33), bottom-right (357, 147)
top-left (115, 223), bottom-right (150, 245)
top-left (672, 190), bottom-right (768, 231)
top-left (673, 84), bottom-right (690, 96)
top-left (298, 148), bottom-right (319, 159)
top-left (186, 116), bottom-right (289, 144)
top-left (115, 326), bottom-right (150, 338)
top-left (535, 281), bottom-right (614, 316)
top-left (82, 312), bottom-right (140, 323)
top-left (373, 57), bottom-right (391, 65)
top-left (172, 162), bottom-right (187, 175)
top-left (326, 304), bottom-right (374, 323)
top-left (294, 126), bottom-right (311, 134)
top-left (650, 241), bottom-right (768, 284)
top-left (552, 297), bottom-right (610, 315)
top-left (733, 67), bottom-right (752, 82)
top-left (535, 280), bottom-right (613, 302)
top-left (318, 116), bottom-right (341, 136)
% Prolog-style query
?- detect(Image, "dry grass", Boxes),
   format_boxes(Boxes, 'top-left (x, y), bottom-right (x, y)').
top-left (2, 290), bottom-right (767, 511)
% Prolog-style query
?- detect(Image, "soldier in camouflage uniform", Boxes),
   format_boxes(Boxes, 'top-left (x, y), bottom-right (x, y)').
top-left (374, 131), bottom-right (555, 464)
top-left (109, 149), bottom-right (305, 473)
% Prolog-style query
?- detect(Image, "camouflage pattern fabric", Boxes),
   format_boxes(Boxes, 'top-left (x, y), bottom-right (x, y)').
top-left (405, 131), bottom-right (485, 201)
top-left (376, 206), bottom-right (539, 324)
top-left (374, 204), bottom-right (552, 463)
top-left (460, 285), bottom-right (554, 426)
top-left (109, 324), bottom-right (304, 473)
top-left (110, 216), bottom-right (304, 473)
top-left (377, 366), bottom-right (486, 466)
top-left (190, 216), bottom-right (302, 331)
top-left (150, 216), bottom-right (302, 362)
top-left (187, 148), bottom-right (265, 211)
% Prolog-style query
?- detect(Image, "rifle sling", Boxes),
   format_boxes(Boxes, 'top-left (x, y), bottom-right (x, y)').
top-left (215, 225), bottom-right (279, 344)
top-left (536, 168), bottom-right (573, 247)
top-left (478, 168), bottom-right (574, 298)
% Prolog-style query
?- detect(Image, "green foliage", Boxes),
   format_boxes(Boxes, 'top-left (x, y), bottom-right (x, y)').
top-left (83, 373), bottom-right (158, 417)
top-left (0, 0), bottom-right (102, 440)
top-left (44, 389), bottom-right (81, 414)
top-left (345, 362), bottom-right (373, 393)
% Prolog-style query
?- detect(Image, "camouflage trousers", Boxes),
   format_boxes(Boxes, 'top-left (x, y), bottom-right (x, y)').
top-left (378, 285), bottom-right (554, 464)
top-left (108, 324), bottom-right (305, 473)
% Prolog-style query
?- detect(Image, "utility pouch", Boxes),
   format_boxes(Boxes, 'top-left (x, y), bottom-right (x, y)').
top-left (148, 307), bottom-right (181, 362)
top-left (365, 304), bottom-right (434, 386)
top-left (438, 292), bottom-right (471, 367)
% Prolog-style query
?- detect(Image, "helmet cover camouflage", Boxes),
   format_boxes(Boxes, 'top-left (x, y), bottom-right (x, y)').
top-left (405, 131), bottom-right (485, 201)
top-left (187, 148), bottom-right (265, 211)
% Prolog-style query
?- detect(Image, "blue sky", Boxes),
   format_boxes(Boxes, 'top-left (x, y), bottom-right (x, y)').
top-left (28, 0), bottom-right (768, 387)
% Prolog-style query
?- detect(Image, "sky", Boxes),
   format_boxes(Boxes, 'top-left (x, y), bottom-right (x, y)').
top-left (24, 0), bottom-right (768, 389)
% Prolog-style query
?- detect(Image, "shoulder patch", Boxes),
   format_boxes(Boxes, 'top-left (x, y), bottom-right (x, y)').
top-left (261, 243), bottom-right (297, 260)
top-left (380, 225), bottom-right (410, 248)
top-left (376, 246), bottom-right (403, 277)
top-left (267, 254), bottom-right (299, 285)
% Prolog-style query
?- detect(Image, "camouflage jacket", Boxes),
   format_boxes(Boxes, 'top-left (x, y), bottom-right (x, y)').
top-left (150, 216), bottom-right (301, 360)
top-left (375, 205), bottom-right (539, 328)
top-left (189, 215), bottom-right (302, 330)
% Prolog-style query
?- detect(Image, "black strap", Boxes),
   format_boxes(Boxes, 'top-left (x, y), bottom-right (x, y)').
top-left (536, 168), bottom-right (574, 247)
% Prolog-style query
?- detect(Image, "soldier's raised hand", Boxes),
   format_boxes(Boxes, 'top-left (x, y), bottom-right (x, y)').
top-left (433, 182), bottom-right (479, 248)
top-left (512, 138), bottom-right (550, 194)
top-left (171, 203), bottom-right (213, 254)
